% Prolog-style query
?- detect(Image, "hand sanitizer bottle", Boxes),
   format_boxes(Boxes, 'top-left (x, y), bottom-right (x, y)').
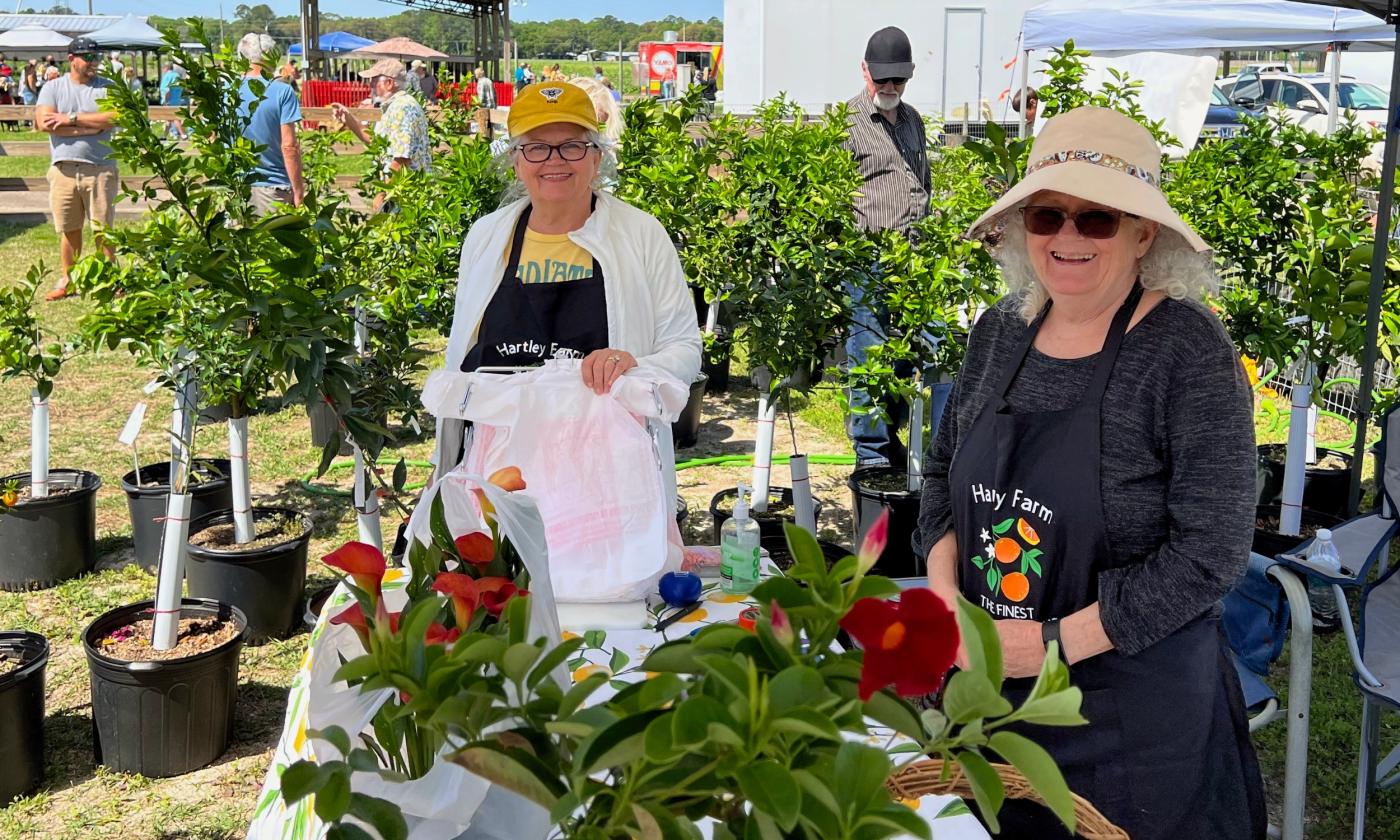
top-left (721, 483), bottom-right (761, 594)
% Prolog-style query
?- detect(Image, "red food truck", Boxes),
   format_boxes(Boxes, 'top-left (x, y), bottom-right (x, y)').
top-left (637, 40), bottom-right (723, 97)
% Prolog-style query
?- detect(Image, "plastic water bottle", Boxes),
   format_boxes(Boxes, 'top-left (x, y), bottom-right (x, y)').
top-left (720, 484), bottom-right (761, 594)
top-left (1305, 528), bottom-right (1342, 631)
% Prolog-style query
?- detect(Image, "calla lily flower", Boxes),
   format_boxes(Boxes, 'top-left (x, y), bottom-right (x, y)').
top-left (477, 577), bottom-right (527, 617)
top-left (839, 587), bottom-right (959, 701)
top-left (857, 509), bottom-right (890, 575)
top-left (432, 572), bottom-right (481, 629)
top-left (330, 602), bottom-right (370, 647)
top-left (474, 466), bottom-right (528, 518)
top-left (453, 532), bottom-right (495, 567)
top-left (324, 541), bottom-right (388, 606)
top-left (425, 622), bottom-right (462, 646)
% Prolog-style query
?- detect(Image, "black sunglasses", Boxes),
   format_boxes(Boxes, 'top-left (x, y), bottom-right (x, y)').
top-left (872, 77), bottom-right (907, 87)
top-left (1021, 205), bottom-right (1137, 239)
top-left (72, 53), bottom-right (98, 61)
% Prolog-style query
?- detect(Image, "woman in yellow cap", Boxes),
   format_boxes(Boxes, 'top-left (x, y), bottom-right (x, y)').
top-left (439, 81), bottom-right (701, 500)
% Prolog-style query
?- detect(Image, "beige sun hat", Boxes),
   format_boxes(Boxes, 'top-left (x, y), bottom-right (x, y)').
top-left (358, 58), bottom-right (406, 81)
top-left (968, 106), bottom-right (1208, 252)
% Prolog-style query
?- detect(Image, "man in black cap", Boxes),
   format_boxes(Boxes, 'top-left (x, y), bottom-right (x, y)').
top-left (842, 26), bottom-right (933, 469)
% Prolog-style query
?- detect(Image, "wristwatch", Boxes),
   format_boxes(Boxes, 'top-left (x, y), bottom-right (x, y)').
top-left (1041, 617), bottom-right (1068, 663)
top-left (67, 111), bottom-right (77, 126)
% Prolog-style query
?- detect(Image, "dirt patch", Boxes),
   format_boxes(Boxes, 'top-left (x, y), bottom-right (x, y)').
top-left (189, 514), bottom-right (307, 551)
top-left (97, 614), bottom-right (240, 662)
top-left (853, 470), bottom-right (915, 494)
top-left (1311, 453), bottom-right (1349, 472)
top-left (1255, 515), bottom-right (1325, 540)
top-left (14, 483), bottom-right (78, 503)
top-left (0, 649), bottom-right (18, 679)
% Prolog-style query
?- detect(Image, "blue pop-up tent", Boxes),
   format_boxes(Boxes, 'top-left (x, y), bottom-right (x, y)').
top-left (288, 31), bottom-right (374, 56)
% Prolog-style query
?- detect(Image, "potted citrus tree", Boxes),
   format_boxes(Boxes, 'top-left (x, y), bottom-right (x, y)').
top-left (0, 264), bottom-right (99, 591)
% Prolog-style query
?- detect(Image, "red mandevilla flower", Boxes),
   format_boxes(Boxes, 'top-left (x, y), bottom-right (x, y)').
top-left (432, 571), bottom-right (480, 629)
top-left (769, 600), bottom-right (795, 647)
top-left (839, 587), bottom-right (959, 701)
top-left (323, 542), bottom-right (387, 608)
top-left (454, 532), bottom-right (494, 567)
top-left (424, 622), bottom-right (462, 646)
top-left (477, 577), bottom-right (526, 617)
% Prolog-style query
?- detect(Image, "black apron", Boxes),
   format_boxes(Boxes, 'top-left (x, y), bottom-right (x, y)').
top-left (461, 200), bottom-right (609, 372)
top-left (948, 285), bottom-right (1265, 839)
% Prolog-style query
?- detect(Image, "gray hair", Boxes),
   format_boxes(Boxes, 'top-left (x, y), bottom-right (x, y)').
top-left (237, 33), bottom-right (278, 66)
top-left (992, 210), bottom-right (1218, 322)
top-left (496, 129), bottom-right (617, 203)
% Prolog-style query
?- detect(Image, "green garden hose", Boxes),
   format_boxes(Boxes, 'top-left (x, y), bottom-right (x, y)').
top-left (676, 453), bottom-right (855, 470)
top-left (300, 459), bottom-right (434, 498)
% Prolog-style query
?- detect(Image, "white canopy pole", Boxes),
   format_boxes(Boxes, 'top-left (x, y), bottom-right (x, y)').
top-left (1326, 41), bottom-right (1342, 135)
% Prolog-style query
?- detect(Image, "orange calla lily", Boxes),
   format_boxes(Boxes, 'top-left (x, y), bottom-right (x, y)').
top-left (432, 572), bottom-right (480, 629)
top-left (323, 541), bottom-right (387, 607)
top-left (453, 532), bottom-right (495, 567)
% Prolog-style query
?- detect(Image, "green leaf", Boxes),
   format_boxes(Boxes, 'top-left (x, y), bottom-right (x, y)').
top-left (991, 518), bottom-right (1015, 535)
top-left (331, 655), bottom-right (382, 687)
top-left (935, 799), bottom-right (972, 819)
top-left (609, 647), bottom-right (631, 674)
top-left (696, 653), bottom-right (750, 699)
top-left (326, 825), bottom-right (375, 840)
top-left (859, 803), bottom-right (933, 840)
top-left (833, 741), bottom-right (893, 815)
top-left (577, 709), bottom-right (662, 774)
top-left (736, 760), bottom-right (802, 831)
top-left (527, 637), bottom-right (585, 689)
top-left (956, 593), bottom-right (1003, 690)
top-left (989, 731), bottom-right (1076, 833)
top-left (428, 492), bottom-right (455, 554)
top-left (862, 689), bottom-right (925, 741)
top-left (451, 744), bottom-right (564, 809)
top-left (781, 520), bottom-right (826, 577)
top-left (313, 771), bottom-right (351, 822)
top-left (347, 795), bottom-right (408, 840)
top-left (392, 457), bottom-right (407, 492)
top-left (557, 671), bottom-right (611, 719)
top-left (941, 670), bottom-right (1012, 724)
top-left (768, 665), bottom-right (825, 713)
top-left (769, 708), bottom-right (842, 741)
top-left (956, 751), bottom-right (1005, 834)
top-left (278, 760), bottom-right (335, 804)
top-left (672, 695), bottom-right (730, 745)
top-left (309, 725), bottom-right (352, 758)
top-left (501, 642), bottom-right (543, 685)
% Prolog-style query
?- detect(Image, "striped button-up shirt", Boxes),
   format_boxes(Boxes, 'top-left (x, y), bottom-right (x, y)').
top-left (843, 91), bottom-right (930, 234)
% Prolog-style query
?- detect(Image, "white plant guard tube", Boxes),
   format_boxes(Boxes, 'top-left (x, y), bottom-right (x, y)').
top-left (229, 416), bottom-right (254, 543)
top-left (353, 443), bottom-right (382, 550)
top-left (907, 390), bottom-right (925, 494)
top-left (29, 390), bottom-right (48, 499)
top-left (1306, 402), bottom-right (1319, 465)
top-left (1280, 364), bottom-right (1315, 537)
top-left (751, 368), bottom-right (776, 514)
top-left (790, 454), bottom-right (816, 533)
top-left (151, 490), bottom-right (193, 650)
top-left (704, 299), bottom-right (720, 335)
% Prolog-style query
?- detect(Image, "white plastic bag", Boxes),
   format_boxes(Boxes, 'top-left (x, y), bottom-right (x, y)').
top-left (422, 360), bottom-right (688, 603)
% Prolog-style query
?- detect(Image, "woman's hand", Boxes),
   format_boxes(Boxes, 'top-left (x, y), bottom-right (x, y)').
top-left (996, 619), bottom-right (1047, 678)
top-left (581, 349), bottom-right (637, 394)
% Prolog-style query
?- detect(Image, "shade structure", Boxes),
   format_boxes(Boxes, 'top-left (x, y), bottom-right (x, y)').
top-left (347, 37), bottom-right (447, 61)
top-left (87, 14), bottom-right (163, 50)
top-left (1023, 0), bottom-right (1396, 51)
top-left (0, 23), bottom-right (71, 52)
top-left (288, 31), bottom-right (374, 56)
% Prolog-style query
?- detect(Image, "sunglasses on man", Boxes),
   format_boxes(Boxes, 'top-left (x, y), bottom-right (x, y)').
top-left (872, 77), bottom-right (907, 87)
top-left (1020, 205), bottom-right (1139, 239)
top-left (71, 52), bottom-right (98, 61)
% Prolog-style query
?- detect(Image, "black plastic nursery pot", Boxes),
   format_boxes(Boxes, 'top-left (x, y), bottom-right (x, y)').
top-left (672, 373), bottom-right (709, 449)
top-left (848, 466), bottom-right (926, 578)
top-left (709, 486), bottom-right (825, 544)
top-left (0, 631), bottom-right (49, 804)
top-left (676, 495), bottom-right (689, 528)
top-left (120, 459), bottom-right (233, 573)
top-left (185, 507), bottom-right (312, 644)
top-left (0, 470), bottom-right (101, 592)
top-left (83, 598), bottom-right (245, 778)
top-left (760, 534), bottom-right (852, 571)
top-left (1256, 444), bottom-right (1354, 519)
top-left (1252, 504), bottom-right (1345, 559)
top-left (702, 349), bottom-right (731, 393)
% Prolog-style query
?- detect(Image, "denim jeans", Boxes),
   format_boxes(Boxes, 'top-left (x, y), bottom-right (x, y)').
top-left (844, 273), bottom-right (953, 468)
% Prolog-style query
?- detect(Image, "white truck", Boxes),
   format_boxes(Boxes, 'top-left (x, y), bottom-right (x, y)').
top-left (722, 0), bottom-right (1042, 123)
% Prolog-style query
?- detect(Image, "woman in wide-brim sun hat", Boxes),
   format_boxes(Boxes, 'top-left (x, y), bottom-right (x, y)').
top-left (919, 106), bottom-right (1266, 839)
top-left (434, 80), bottom-right (701, 504)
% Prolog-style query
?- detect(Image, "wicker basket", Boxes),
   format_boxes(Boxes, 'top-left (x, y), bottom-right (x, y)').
top-left (886, 759), bottom-right (1129, 840)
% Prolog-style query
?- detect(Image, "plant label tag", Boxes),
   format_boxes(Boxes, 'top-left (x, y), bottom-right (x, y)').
top-left (142, 379), bottom-right (161, 395)
top-left (409, 415), bottom-right (421, 435)
top-left (119, 402), bottom-right (147, 446)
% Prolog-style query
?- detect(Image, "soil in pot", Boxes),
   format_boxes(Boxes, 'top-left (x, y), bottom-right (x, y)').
top-left (186, 507), bottom-right (313, 643)
top-left (1256, 445), bottom-right (1354, 518)
top-left (0, 650), bottom-right (16, 679)
top-left (1252, 504), bottom-right (1344, 559)
top-left (0, 469), bottom-right (101, 591)
top-left (710, 487), bottom-right (824, 544)
top-left (760, 535), bottom-right (851, 571)
top-left (859, 470), bottom-right (915, 493)
top-left (122, 459), bottom-right (234, 571)
top-left (96, 614), bottom-right (242, 663)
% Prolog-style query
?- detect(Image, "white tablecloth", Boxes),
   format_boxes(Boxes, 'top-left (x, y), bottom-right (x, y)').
top-left (247, 567), bottom-right (989, 839)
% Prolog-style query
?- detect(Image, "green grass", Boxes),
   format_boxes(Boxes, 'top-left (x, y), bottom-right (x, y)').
top-left (520, 59), bottom-right (646, 98)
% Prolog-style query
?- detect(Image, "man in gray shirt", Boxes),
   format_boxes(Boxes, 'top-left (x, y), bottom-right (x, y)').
top-left (35, 37), bottom-right (117, 301)
top-left (842, 26), bottom-right (933, 468)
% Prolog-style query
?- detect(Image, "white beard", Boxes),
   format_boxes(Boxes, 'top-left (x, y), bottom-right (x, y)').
top-left (874, 91), bottom-right (901, 111)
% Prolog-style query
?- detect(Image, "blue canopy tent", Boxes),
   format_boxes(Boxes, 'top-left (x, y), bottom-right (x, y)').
top-left (288, 31), bottom-right (374, 57)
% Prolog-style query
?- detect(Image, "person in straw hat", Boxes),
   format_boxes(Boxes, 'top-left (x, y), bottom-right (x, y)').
top-left (918, 107), bottom-right (1265, 839)
top-left (332, 58), bottom-right (430, 211)
top-left (436, 81), bottom-right (700, 503)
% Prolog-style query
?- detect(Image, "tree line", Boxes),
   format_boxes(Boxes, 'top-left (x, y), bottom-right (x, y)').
top-left (146, 9), bottom-right (722, 60)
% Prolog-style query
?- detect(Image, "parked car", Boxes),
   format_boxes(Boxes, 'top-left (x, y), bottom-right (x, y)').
top-left (1217, 68), bottom-right (1387, 165)
top-left (1200, 85), bottom-right (1256, 140)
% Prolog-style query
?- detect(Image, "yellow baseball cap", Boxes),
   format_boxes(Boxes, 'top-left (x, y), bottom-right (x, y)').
top-left (507, 82), bottom-right (599, 137)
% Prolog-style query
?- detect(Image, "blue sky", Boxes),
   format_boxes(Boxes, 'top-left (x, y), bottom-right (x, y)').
top-left (97, 0), bottom-right (722, 23)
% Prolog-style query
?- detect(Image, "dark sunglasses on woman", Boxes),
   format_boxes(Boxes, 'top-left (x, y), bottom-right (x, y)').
top-left (1020, 205), bottom-right (1138, 239)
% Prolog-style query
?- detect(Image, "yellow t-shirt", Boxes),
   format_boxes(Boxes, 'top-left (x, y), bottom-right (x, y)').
top-left (515, 229), bottom-right (595, 284)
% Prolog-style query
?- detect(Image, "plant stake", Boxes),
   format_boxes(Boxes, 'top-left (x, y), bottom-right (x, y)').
top-left (152, 369), bottom-right (197, 650)
top-left (790, 453), bottom-right (816, 532)
top-left (750, 367), bottom-right (777, 513)
top-left (1279, 361), bottom-right (1315, 537)
top-left (29, 390), bottom-right (47, 499)
top-left (350, 303), bottom-right (382, 549)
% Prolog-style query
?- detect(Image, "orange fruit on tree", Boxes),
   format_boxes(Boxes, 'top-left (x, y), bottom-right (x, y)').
top-left (1000, 572), bottom-right (1030, 603)
top-left (994, 537), bottom-right (1021, 564)
top-left (1016, 518), bottom-right (1040, 546)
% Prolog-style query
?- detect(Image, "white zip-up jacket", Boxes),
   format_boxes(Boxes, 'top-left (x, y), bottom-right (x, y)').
top-left (433, 191), bottom-right (703, 502)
